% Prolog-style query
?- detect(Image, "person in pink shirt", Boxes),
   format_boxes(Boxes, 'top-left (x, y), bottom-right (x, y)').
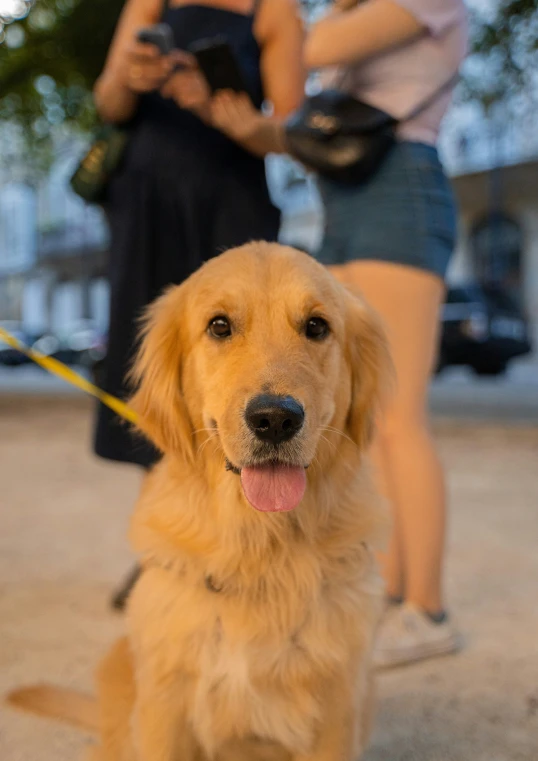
top-left (303, 0), bottom-right (468, 667)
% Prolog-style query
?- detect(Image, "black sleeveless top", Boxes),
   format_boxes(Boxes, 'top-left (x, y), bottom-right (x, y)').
top-left (126, 2), bottom-right (266, 175)
top-left (95, 2), bottom-right (281, 468)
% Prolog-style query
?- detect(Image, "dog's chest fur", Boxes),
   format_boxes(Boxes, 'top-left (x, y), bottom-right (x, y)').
top-left (130, 550), bottom-right (370, 758)
top-left (128, 462), bottom-right (384, 759)
top-left (192, 607), bottom-right (322, 755)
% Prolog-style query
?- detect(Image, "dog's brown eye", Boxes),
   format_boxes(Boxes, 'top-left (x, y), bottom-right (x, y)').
top-left (208, 316), bottom-right (232, 339)
top-left (305, 317), bottom-right (330, 340)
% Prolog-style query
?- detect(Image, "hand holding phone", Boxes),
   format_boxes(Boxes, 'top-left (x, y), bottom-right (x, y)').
top-left (137, 23), bottom-right (175, 56)
top-left (210, 90), bottom-right (262, 144)
top-left (159, 50), bottom-right (211, 114)
top-left (126, 30), bottom-right (175, 93)
top-left (188, 37), bottom-right (249, 96)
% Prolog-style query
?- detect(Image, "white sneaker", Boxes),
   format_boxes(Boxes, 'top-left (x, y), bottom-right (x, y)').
top-left (373, 602), bottom-right (462, 669)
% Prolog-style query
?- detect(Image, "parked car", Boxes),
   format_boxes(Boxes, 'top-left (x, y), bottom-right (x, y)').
top-left (0, 322), bottom-right (42, 367)
top-left (437, 283), bottom-right (532, 376)
top-left (32, 320), bottom-right (107, 369)
top-left (0, 318), bottom-right (106, 369)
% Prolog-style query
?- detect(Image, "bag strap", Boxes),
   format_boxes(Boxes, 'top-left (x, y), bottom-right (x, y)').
top-left (401, 71), bottom-right (460, 123)
top-left (334, 67), bottom-right (459, 124)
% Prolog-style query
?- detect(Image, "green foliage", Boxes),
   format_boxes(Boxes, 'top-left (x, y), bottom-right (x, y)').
top-left (0, 0), bottom-right (124, 150)
top-left (463, 0), bottom-right (538, 108)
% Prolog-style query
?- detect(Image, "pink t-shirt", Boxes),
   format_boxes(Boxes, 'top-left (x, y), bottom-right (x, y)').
top-left (338, 0), bottom-right (468, 145)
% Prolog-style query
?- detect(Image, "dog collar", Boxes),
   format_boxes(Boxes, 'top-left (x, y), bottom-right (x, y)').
top-left (142, 557), bottom-right (225, 595)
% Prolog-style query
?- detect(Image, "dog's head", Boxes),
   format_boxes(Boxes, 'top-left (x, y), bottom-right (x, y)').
top-left (130, 243), bottom-right (390, 513)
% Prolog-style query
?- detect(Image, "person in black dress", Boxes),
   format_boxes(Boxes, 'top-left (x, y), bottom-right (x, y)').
top-left (92, 0), bottom-right (305, 606)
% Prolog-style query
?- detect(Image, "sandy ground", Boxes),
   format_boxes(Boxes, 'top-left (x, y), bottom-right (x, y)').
top-left (1, 396), bottom-right (537, 761)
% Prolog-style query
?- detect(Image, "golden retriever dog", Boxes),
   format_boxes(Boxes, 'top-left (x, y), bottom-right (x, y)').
top-left (9, 242), bottom-right (390, 761)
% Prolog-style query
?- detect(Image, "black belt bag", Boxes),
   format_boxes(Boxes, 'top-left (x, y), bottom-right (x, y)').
top-left (285, 73), bottom-right (459, 185)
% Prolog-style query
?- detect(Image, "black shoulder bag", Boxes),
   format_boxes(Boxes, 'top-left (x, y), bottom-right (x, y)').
top-left (70, 0), bottom-right (172, 204)
top-left (70, 125), bottom-right (131, 204)
top-left (284, 72), bottom-right (459, 185)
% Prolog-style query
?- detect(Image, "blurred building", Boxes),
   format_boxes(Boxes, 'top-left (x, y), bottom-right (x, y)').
top-left (0, 136), bottom-right (109, 335)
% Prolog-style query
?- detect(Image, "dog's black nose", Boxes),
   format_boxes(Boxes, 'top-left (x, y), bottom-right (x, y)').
top-left (245, 394), bottom-right (304, 445)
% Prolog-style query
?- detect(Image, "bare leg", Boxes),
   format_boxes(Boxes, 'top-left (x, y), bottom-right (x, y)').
top-left (330, 261), bottom-right (446, 613)
top-left (328, 265), bottom-right (405, 601)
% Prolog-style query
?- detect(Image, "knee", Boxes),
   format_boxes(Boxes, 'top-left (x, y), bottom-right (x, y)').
top-left (375, 404), bottom-right (430, 448)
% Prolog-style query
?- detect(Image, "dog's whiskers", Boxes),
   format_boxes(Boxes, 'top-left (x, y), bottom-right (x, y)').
top-left (308, 451), bottom-right (322, 476)
top-left (197, 431), bottom-right (220, 457)
top-left (318, 433), bottom-right (337, 454)
top-left (319, 425), bottom-right (357, 448)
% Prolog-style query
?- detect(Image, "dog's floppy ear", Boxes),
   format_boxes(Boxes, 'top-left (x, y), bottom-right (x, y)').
top-left (344, 288), bottom-right (393, 449)
top-left (128, 284), bottom-right (194, 461)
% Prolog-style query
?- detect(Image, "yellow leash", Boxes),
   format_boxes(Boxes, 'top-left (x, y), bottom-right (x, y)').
top-left (0, 327), bottom-right (138, 424)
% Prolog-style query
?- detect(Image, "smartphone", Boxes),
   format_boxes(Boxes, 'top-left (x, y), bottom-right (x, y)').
top-left (137, 23), bottom-right (175, 55)
top-left (189, 37), bottom-right (249, 95)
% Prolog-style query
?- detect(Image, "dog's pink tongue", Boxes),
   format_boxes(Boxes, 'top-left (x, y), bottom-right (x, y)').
top-left (241, 464), bottom-right (306, 512)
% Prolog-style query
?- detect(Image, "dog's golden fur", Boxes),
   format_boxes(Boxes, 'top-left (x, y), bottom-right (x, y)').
top-left (9, 243), bottom-right (391, 761)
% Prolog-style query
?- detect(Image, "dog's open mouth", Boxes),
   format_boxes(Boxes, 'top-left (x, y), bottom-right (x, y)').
top-left (226, 459), bottom-right (307, 513)
top-left (241, 462), bottom-right (307, 513)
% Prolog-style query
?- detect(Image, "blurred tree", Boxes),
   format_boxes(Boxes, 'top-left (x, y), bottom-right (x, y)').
top-left (0, 0), bottom-right (124, 166)
top-left (464, 0), bottom-right (538, 109)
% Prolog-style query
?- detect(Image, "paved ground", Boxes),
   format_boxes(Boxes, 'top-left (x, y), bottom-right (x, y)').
top-left (1, 396), bottom-right (537, 761)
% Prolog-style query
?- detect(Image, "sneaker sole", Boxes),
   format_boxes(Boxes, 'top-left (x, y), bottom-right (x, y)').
top-left (374, 633), bottom-right (463, 669)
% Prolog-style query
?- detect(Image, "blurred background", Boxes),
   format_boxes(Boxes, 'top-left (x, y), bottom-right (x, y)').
top-left (0, 0), bottom-right (537, 412)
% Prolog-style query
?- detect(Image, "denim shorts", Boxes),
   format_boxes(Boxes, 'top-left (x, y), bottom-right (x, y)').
top-left (315, 141), bottom-right (458, 279)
